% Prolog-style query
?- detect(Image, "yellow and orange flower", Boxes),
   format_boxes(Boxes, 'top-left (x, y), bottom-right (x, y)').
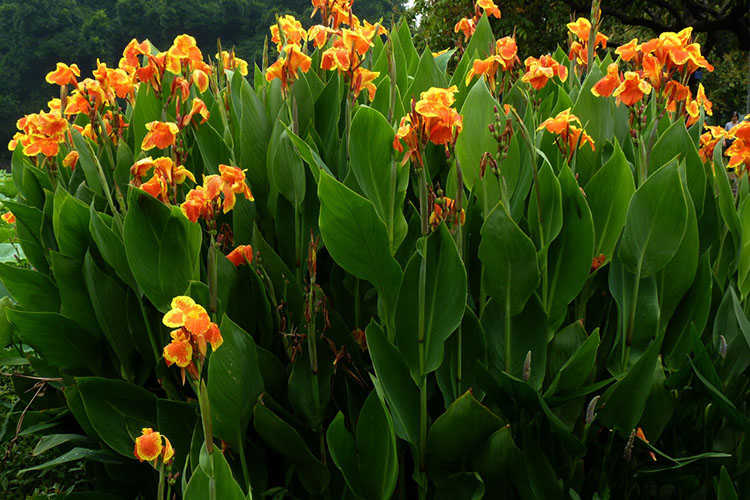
top-left (352, 67), bottom-right (379, 101)
top-left (429, 197), bottom-right (466, 229)
top-left (698, 125), bottom-right (727, 163)
top-left (62, 151), bottom-right (79, 170)
top-left (538, 108), bottom-right (595, 158)
top-left (591, 63), bottom-right (621, 98)
top-left (266, 43), bottom-right (312, 95)
top-left (216, 50), bottom-right (249, 76)
top-left (142, 121), bottom-right (179, 151)
top-left (163, 296), bottom-right (223, 359)
top-left (454, 17), bottom-right (476, 38)
top-left (615, 38), bottom-right (640, 63)
top-left (134, 428), bottom-right (174, 466)
top-left (46, 62), bottom-right (81, 87)
top-left (9, 110), bottom-right (69, 158)
top-left (1, 212), bottom-right (15, 225)
top-left (271, 15), bottom-right (307, 51)
top-left (477, 0), bottom-right (501, 18)
top-left (612, 71), bottom-right (652, 106)
top-left (182, 98), bottom-right (210, 127)
top-left (522, 55), bottom-right (568, 91)
top-left (226, 245), bottom-right (254, 266)
top-left (567, 17), bottom-right (608, 66)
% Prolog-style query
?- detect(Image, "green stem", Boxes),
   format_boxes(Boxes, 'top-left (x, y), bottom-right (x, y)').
top-left (454, 157), bottom-right (464, 393)
top-left (623, 257), bottom-right (643, 370)
top-left (417, 166), bottom-right (429, 498)
top-left (238, 434), bottom-right (252, 496)
top-left (208, 236), bottom-right (218, 317)
top-left (157, 458), bottom-right (165, 500)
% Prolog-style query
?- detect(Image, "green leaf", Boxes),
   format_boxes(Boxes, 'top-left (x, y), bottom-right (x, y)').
top-left (435, 473), bottom-right (484, 500)
top-left (356, 391), bottom-right (398, 500)
top-left (718, 466), bottom-right (738, 500)
top-left (479, 203), bottom-right (539, 315)
top-left (545, 166), bottom-right (594, 321)
top-left (130, 84), bottom-right (162, 157)
top-left (598, 337), bottom-right (662, 437)
top-left (471, 427), bottom-right (532, 498)
top-left (19, 447), bottom-right (121, 474)
top-left (123, 187), bottom-right (202, 311)
top-left (428, 391), bottom-right (503, 464)
top-left (184, 446), bottom-right (245, 500)
top-left (738, 196), bottom-right (750, 300)
top-left (50, 251), bottom-right (100, 337)
top-left (77, 376), bottom-right (157, 457)
top-left (157, 399), bottom-right (198, 473)
top-left (396, 225), bottom-right (466, 381)
top-left (318, 173), bottom-right (402, 319)
top-left (52, 186), bottom-right (92, 258)
top-left (7, 309), bottom-right (100, 373)
top-left (571, 64), bottom-right (612, 182)
top-left (619, 159), bottom-right (689, 277)
top-left (208, 315), bottom-right (264, 449)
top-left (0, 262), bottom-right (59, 312)
top-left (545, 327), bottom-right (600, 396)
top-left (349, 106), bottom-right (408, 253)
top-left (83, 252), bottom-right (135, 378)
top-left (366, 321), bottom-right (419, 445)
top-left (528, 162), bottom-right (562, 251)
top-left (436, 307), bottom-right (487, 405)
top-left (407, 48), bottom-right (448, 102)
top-left (89, 205), bottom-right (138, 291)
top-left (270, 130), bottom-right (306, 209)
top-left (253, 395), bottom-right (330, 494)
top-left (326, 412), bottom-right (362, 497)
top-left (70, 129), bottom-right (105, 196)
top-left (584, 140), bottom-right (635, 261)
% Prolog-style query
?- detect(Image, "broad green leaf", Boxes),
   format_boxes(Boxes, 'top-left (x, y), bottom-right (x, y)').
top-left (407, 48), bottom-right (448, 102)
top-left (571, 63), bottom-right (611, 182)
top-left (0, 262), bottom-right (59, 312)
top-left (318, 173), bottom-right (402, 319)
top-left (19, 447), bottom-right (121, 474)
top-left (270, 130), bottom-right (306, 209)
top-left (528, 162), bottom-right (562, 251)
top-left (349, 106), bottom-right (408, 253)
top-left (545, 166), bottom-right (594, 322)
top-left (471, 427), bottom-right (532, 498)
top-left (89, 205), bottom-right (138, 291)
top-left (585, 140), bottom-right (635, 261)
top-left (123, 187), bottom-right (202, 311)
top-left (7, 310), bottom-right (100, 373)
top-left (598, 337), bottom-right (662, 437)
top-left (479, 202), bottom-right (539, 315)
top-left (52, 186), bottom-right (92, 258)
top-left (738, 196), bottom-right (750, 300)
top-left (83, 252), bottom-right (135, 379)
top-left (156, 398), bottom-right (197, 473)
top-left (50, 251), bottom-right (99, 337)
top-left (32, 433), bottom-right (90, 455)
top-left (184, 446), bottom-right (245, 500)
top-left (3, 200), bottom-right (48, 273)
top-left (428, 391), bottom-right (503, 464)
top-left (326, 412), bottom-right (362, 497)
top-left (70, 129), bottom-right (105, 196)
top-left (366, 321), bottom-right (419, 445)
top-left (718, 466), bottom-right (738, 500)
top-left (545, 327), bottom-right (600, 396)
top-left (130, 84), bottom-right (162, 157)
top-left (619, 159), bottom-right (688, 277)
top-left (77, 377), bottom-right (157, 457)
top-left (253, 396), bottom-right (330, 494)
top-left (356, 391), bottom-right (399, 500)
top-left (436, 307), bottom-right (487, 405)
top-left (396, 224), bottom-right (467, 381)
top-left (435, 473), bottom-right (485, 500)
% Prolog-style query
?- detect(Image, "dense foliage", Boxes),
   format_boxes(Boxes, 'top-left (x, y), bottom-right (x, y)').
top-left (2, 0), bottom-right (750, 499)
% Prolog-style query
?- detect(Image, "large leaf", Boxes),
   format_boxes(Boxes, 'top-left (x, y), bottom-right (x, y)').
top-left (396, 224), bottom-right (467, 381)
top-left (366, 321), bottom-right (419, 445)
top-left (270, 130), bottom-right (306, 209)
top-left (184, 446), bottom-right (245, 500)
top-left (0, 262), bottom-right (59, 312)
top-left (318, 173), bottom-right (402, 319)
top-left (528, 162), bottom-right (562, 251)
top-left (479, 202), bottom-right (539, 315)
top-left (618, 159), bottom-right (688, 278)
top-left (89, 205), bottom-right (138, 291)
top-left (7, 310), bottom-right (100, 373)
top-left (52, 186), bottom-right (92, 258)
top-left (208, 315), bottom-right (264, 449)
top-left (349, 106), bottom-right (408, 253)
top-left (584, 140), bottom-right (635, 261)
top-left (77, 377), bottom-right (157, 457)
top-left (356, 391), bottom-right (399, 500)
top-left (123, 187), bottom-right (202, 311)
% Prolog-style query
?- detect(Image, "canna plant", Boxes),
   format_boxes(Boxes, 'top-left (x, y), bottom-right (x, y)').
top-left (1, 0), bottom-right (750, 498)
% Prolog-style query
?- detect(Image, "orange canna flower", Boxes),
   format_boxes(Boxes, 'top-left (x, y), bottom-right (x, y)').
top-left (163, 329), bottom-right (194, 368)
top-left (183, 98), bottom-right (210, 127)
top-left (522, 55), bottom-right (568, 91)
top-left (477, 0), bottom-right (501, 18)
top-left (615, 38), bottom-right (640, 62)
top-left (430, 197), bottom-right (466, 229)
top-left (591, 63), bottom-right (621, 98)
top-left (142, 121), bottom-right (179, 151)
top-left (181, 186), bottom-right (211, 222)
top-left (352, 67), bottom-right (379, 100)
top-left (219, 164), bottom-right (254, 203)
top-left (454, 17), bottom-right (476, 38)
top-left (46, 62), bottom-right (81, 87)
top-left (538, 108), bottom-right (582, 135)
top-left (216, 50), bottom-right (249, 76)
top-left (271, 15), bottom-right (307, 51)
top-left (162, 295), bottom-right (223, 359)
top-left (134, 428), bottom-right (174, 465)
top-left (466, 57), bottom-right (502, 90)
top-left (308, 25), bottom-right (335, 48)
top-left (62, 151), bottom-right (79, 170)
top-left (321, 46), bottom-right (352, 72)
top-left (192, 69), bottom-right (210, 93)
top-left (612, 72), bottom-right (652, 106)
top-left (1, 212), bottom-right (15, 225)
top-left (266, 43), bottom-right (312, 95)
top-left (415, 86), bottom-right (463, 146)
top-left (226, 245), bottom-right (254, 266)
top-left (538, 109), bottom-right (594, 157)
top-left (698, 125), bottom-right (726, 162)
top-left (495, 36), bottom-right (519, 70)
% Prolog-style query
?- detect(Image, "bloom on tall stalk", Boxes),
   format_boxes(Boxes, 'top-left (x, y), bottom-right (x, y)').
top-left (538, 108), bottom-right (595, 161)
top-left (465, 36), bottom-right (519, 93)
top-left (393, 86), bottom-right (463, 168)
top-left (725, 121), bottom-right (750, 176)
top-left (162, 296), bottom-right (223, 383)
top-left (521, 55), bottom-right (568, 91)
top-left (266, 42), bottom-right (312, 96)
top-left (134, 428), bottom-right (175, 466)
top-left (567, 17), bottom-right (608, 69)
top-left (181, 165), bottom-right (254, 224)
top-left (454, 0), bottom-right (501, 39)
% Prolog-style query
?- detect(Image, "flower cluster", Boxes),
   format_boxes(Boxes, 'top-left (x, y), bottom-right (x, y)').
top-left (8, 108), bottom-right (69, 157)
top-left (521, 55), bottom-right (569, 91)
top-left (162, 296), bottom-right (223, 381)
top-left (592, 28), bottom-right (713, 123)
top-left (134, 428), bottom-right (174, 466)
top-left (216, 49), bottom-right (249, 76)
top-left (454, 0), bottom-right (501, 39)
top-left (429, 196), bottom-right (466, 230)
top-left (180, 165), bottom-right (254, 223)
top-left (537, 108), bottom-right (595, 161)
top-left (266, 16), bottom-right (313, 95)
top-left (465, 36), bottom-right (519, 92)
top-left (130, 157), bottom-right (196, 204)
top-left (1, 212), bottom-right (15, 225)
top-left (724, 120), bottom-right (750, 176)
top-left (567, 17), bottom-right (608, 68)
top-left (393, 86), bottom-right (463, 167)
